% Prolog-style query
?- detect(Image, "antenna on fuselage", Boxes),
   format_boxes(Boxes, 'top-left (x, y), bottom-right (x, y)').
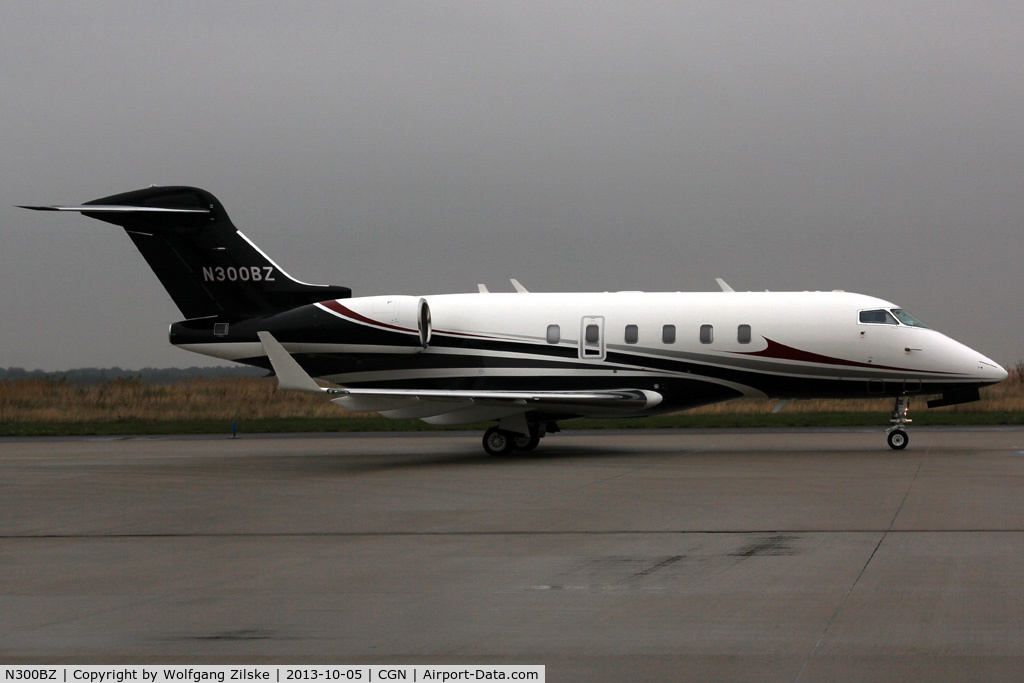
top-left (715, 278), bottom-right (735, 292)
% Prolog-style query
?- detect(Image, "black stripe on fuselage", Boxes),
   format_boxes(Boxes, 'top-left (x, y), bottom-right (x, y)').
top-left (186, 314), bottom-right (987, 404)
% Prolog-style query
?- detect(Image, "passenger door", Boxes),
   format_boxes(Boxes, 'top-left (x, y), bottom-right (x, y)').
top-left (579, 316), bottom-right (605, 361)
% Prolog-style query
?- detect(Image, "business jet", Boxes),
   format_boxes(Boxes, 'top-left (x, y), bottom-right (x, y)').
top-left (22, 186), bottom-right (1007, 454)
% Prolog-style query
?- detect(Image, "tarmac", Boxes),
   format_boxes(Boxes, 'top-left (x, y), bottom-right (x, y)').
top-left (2, 427), bottom-right (1024, 681)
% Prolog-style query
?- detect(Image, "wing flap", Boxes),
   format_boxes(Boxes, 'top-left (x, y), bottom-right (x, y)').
top-left (330, 387), bottom-right (663, 423)
top-left (331, 386), bottom-right (661, 408)
top-left (422, 405), bottom-right (536, 425)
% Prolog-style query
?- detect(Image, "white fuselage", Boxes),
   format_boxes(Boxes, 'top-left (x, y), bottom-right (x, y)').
top-left (177, 289), bottom-right (1006, 415)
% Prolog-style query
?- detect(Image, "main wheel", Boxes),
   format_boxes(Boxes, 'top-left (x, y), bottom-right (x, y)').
top-left (483, 427), bottom-right (516, 456)
top-left (513, 428), bottom-right (541, 452)
top-left (887, 429), bottom-right (909, 450)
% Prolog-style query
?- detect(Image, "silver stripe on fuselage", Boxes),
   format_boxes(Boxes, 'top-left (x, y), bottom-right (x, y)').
top-left (175, 337), bottom-right (969, 393)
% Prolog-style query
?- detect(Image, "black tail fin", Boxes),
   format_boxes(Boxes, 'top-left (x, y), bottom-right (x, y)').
top-left (22, 186), bottom-right (351, 319)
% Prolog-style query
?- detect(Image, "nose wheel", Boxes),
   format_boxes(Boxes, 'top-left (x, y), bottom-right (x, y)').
top-left (886, 396), bottom-right (911, 450)
top-left (887, 428), bottom-right (908, 450)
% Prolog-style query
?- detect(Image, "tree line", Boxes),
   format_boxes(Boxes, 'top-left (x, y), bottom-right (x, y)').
top-left (0, 366), bottom-right (267, 385)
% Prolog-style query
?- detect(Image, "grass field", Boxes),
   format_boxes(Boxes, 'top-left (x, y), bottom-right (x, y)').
top-left (1, 362), bottom-right (1021, 436)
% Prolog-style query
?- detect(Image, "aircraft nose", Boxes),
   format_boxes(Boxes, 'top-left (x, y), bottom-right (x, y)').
top-left (964, 346), bottom-right (1008, 383)
top-left (978, 358), bottom-right (1009, 383)
top-left (936, 335), bottom-right (1007, 384)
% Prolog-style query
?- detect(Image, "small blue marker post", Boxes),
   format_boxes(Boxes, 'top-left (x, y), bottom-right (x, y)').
top-left (231, 421), bottom-right (238, 439)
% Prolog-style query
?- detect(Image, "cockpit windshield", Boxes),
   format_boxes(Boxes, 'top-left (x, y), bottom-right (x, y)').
top-left (891, 309), bottom-right (931, 329)
top-left (859, 309), bottom-right (898, 325)
top-left (859, 308), bottom-right (932, 329)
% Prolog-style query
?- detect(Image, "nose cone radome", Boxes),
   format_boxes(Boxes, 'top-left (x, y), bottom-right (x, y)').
top-left (977, 357), bottom-right (1009, 384)
top-left (930, 333), bottom-right (1007, 384)
top-left (958, 341), bottom-right (1007, 384)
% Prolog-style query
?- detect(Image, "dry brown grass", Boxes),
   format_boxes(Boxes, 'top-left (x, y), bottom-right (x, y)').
top-left (0, 377), bottom-right (340, 423)
top-left (0, 361), bottom-right (1020, 423)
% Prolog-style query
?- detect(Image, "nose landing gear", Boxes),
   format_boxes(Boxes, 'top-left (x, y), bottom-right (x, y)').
top-left (886, 396), bottom-right (911, 450)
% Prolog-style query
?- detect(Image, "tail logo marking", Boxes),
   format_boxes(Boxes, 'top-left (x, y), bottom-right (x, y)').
top-left (202, 266), bottom-right (276, 283)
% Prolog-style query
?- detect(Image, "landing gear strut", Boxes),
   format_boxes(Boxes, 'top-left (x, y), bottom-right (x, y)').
top-left (886, 396), bottom-right (911, 450)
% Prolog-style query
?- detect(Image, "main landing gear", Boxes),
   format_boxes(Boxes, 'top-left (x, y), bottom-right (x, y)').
top-left (886, 396), bottom-right (911, 450)
top-left (482, 422), bottom-right (550, 456)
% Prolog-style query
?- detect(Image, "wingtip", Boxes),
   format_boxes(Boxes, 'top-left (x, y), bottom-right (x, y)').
top-left (257, 331), bottom-right (326, 394)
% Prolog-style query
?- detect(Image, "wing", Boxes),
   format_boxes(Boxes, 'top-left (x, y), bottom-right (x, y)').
top-left (257, 331), bottom-right (663, 425)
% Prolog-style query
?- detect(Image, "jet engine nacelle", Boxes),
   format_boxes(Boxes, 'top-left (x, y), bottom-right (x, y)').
top-left (338, 295), bottom-right (432, 348)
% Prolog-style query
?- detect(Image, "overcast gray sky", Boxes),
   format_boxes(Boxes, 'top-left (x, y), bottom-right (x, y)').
top-left (3, 1), bottom-right (1021, 370)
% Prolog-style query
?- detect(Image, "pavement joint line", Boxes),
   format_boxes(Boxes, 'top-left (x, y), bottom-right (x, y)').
top-left (794, 449), bottom-right (928, 682)
top-left (4, 528), bottom-right (1024, 540)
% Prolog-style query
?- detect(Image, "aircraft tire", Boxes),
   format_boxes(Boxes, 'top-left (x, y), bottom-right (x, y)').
top-left (887, 429), bottom-right (909, 450)
top-left (483, 427), bottom-right (517, 456)
top-left (513, 428), bottom-right (541, 452)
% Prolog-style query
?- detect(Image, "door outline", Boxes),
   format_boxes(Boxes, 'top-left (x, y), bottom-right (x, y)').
top-left (579, 316), bottom-right (606, 361)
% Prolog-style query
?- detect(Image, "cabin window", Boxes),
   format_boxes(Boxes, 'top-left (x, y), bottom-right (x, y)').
top-left (213, 323), bottom-right (229, 337)
top-left (737, 324), bottom-right (751, 344)
top-left (700, 324), bottom-right (713, 344)
top-left (624, 324), bottom-right (639, 344)
top-left (585, 324), bottom-right (600, 344)
top-left (546, 324), bottom-right (560, 344)
top-left (859, 309), bottom-right (898, 325)
top-left (662, 324), bottom-right (676, 344)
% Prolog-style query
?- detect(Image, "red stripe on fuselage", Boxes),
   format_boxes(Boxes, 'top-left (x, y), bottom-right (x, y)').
top-left (319, 300), bottom-right (508, 341)
top-left (318, 300), bottom-right (416, 334)
top-left (733, 337), bottom-right (949, 374)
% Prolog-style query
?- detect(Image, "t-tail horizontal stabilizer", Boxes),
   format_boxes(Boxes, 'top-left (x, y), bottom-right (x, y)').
top-left (19, 204), bottom-right (211, 215)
